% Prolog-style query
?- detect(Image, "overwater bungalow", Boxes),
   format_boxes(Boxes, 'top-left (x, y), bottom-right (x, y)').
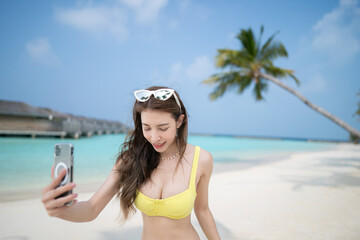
top-left (0, 100), bottom-right (126, 138)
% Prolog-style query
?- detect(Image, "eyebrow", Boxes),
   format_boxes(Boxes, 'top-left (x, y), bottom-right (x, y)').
top-left (142, 123), bottom-right (169, 127)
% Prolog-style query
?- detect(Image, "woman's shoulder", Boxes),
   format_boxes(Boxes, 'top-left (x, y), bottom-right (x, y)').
top-left (186, 143), bottom-right (212, 159)
top-left (187, 144), bottom-right (213, 175)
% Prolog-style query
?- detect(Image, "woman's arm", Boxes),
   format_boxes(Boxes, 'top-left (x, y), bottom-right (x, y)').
top-left (194, 150), bottom-right (221, 240)
top-left (41, 162), bottom-right (121, 222)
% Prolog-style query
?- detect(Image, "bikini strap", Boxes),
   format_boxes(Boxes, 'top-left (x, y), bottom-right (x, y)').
top-left (190, 146), bottom-right (200, 191)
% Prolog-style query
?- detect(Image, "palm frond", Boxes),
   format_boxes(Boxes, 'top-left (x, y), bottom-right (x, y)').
top-left (203, 71), bottom-right (253, 100)
top-left (263, 63), bottom-right (300, 85)
top-left (287, 72), bottom-right (300, 85)
top-left (237, 77), bottom-right (252, 94)
top-left (357, 90), bottom-right (360, 118)
top-left (202, 74), bottom-right (221, 85)
top-left (256, 25), bottom-right (265, 55)
top-left (260, 42), bottom-right (288, 61)
top-left (208, 75), bottom-right (237, 100)
top-left (263, 64), bottom-right (287, 77)
top-left (237, 28), bottom-right (257, 59)
top-left (253, 79), bottom-right (268, 100)
top-left (260, 30), bottom-right (280, 56)
top-left (216, 49), bottom-right (250, 69)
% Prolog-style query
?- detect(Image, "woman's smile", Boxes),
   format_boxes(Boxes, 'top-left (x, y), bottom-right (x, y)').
top-left (153, 142), bottom-right (166, 149)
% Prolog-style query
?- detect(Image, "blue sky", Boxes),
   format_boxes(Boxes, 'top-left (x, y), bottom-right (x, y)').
top-left (0, 0), bottom-right (359, 141)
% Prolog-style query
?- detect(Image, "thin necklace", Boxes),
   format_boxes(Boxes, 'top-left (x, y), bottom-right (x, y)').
top-left (161, 152), bottom-right (179, 161)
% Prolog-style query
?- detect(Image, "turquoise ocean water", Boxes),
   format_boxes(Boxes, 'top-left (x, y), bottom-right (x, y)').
top-left (0, 134), bottom-right (335, 194)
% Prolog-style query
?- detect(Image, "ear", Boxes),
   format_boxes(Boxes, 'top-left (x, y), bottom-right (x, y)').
top-left (176, 114), bottom-right (185, 128)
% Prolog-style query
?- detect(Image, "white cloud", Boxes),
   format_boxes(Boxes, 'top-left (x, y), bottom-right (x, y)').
top-left (54, 1), bottom-right (169, 41)
top-left (185, 56), bottom-right (213, 80)
top-left (166, 56), bottom-right (214, 83)
top-left (26, 38), bottom-right (61, 66)
top-left (55, 6), bottom-right (128, 42)
top-left (120, 0), bottom-right (168, 24)
top-left (302, 73), bottom-right (326, 92)
top-left (311, 0), bottom-right (360, 64)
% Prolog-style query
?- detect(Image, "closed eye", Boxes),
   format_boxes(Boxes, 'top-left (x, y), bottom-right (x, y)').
top-left (160, 128), bottom-right (169, 131)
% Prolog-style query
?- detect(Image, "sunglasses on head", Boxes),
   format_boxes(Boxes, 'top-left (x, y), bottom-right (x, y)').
top-left (134, 88), bottom-right (182, 112)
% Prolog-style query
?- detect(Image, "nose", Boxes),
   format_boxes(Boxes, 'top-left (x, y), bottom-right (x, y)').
top-left (150, 130), bottom-right (161, 143)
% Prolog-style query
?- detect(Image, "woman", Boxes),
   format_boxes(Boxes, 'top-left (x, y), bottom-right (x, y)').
top-left (41, 86), bottom-right (221, 239)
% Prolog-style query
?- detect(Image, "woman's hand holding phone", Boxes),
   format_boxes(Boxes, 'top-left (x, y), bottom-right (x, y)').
top-left (41, 166), bottom-right (78, 217)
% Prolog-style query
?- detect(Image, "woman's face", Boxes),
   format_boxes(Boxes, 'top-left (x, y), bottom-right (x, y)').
top-left (141, 109), bottom-right (183, 153)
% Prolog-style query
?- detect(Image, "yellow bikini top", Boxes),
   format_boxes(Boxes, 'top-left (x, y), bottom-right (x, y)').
top-left (134, 146), bottom-right (200, 220)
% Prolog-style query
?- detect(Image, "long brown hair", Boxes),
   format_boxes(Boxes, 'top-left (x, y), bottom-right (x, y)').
top-left (114, 86), bottom-right (188, 224)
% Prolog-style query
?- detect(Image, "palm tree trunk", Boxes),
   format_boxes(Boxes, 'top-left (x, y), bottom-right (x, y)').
top-left (260, 72), bottom-right (360, 139)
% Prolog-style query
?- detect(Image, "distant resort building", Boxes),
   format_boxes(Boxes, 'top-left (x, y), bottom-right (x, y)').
top-left (0, 100), bottom-right (127, 138)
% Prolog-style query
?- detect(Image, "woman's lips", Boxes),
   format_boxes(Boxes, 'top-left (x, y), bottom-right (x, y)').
top-left (153, 142), bottom-right (166, 149)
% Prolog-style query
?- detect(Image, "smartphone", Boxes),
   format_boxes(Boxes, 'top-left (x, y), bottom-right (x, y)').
top-left (54, 143), bottom-right (74, 206)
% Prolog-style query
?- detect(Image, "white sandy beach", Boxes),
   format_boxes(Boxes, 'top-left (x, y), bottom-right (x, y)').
top-left (0, 143), bottom-right (359, 240)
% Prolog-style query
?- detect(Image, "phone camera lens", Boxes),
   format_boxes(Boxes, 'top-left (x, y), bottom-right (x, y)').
top-left (55, 146), bottom-right (61, 156)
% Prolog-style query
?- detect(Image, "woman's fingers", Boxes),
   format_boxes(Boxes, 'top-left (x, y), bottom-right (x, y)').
top-left (53, 182), bottom-right (76, 198)
top-left (57, 192), bottom-right (77, 206)
top-left (43, 169), bottom-right (67, 193)
top-left (45, 192), bottom-right (78, 210)
top-left (41, 166), bottom-right (77, 217)
top-left (42, 181), bottom-right (76, 203)
top-left (51, 165), bottom-right (54, 180)
top-left (46, 195), bottom-right (77, 217)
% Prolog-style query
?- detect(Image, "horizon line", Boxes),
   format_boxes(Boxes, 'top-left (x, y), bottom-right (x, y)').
top-left (188, 132), bottom-right (350, 144)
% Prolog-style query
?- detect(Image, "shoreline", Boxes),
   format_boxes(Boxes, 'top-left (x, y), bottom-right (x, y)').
top-left (0, 143), bottom-right (345, 203)
top-left (189, 132), bottom-right (351, 143)
top-left (0, 143), bottom-right (359, 239)
top-left (0, 149), bottom-right (303, 203)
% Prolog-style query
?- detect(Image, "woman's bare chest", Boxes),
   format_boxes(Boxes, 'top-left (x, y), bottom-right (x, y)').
top-left (139, 161), bottom-right (192, 199)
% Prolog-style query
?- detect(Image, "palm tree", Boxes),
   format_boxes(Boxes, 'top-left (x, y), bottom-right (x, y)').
top-left (351, 91), bottom-right (360, 143)
top-left (203, 26), bottom-right (360, 140)
top-left (355, 90), bottom-right (360, 119)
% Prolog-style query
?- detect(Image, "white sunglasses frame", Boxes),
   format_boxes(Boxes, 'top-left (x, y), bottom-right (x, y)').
top-left (134, 89), bottom-right (182, 112)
